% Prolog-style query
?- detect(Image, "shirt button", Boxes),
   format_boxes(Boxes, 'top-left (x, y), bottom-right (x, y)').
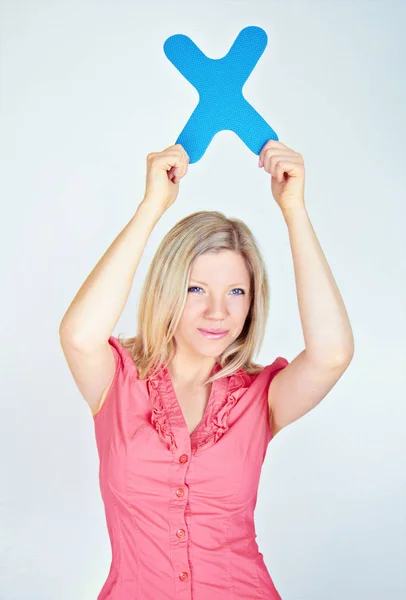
top-left (179, 572), bottom-right (188, 582)
top-left (176, 529), bottom-right (185, 538)
top-left (176, 488), bottom-right (185, 498)
top-left (179, 454), bottom-right (188, 464)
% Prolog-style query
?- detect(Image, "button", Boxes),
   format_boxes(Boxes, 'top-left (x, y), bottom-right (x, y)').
top-left (176, 529), bottom-right (185, 539)
top-left (179, 572), bottom-right (188, 582)
top-left (179, 454), bottom-right (188, 464)
top-left (176, 488), bottom-right (185, 498)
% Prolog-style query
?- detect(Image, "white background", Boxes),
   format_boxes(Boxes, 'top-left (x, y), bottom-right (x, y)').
top-left (1, 0), bottom-right (405, 598)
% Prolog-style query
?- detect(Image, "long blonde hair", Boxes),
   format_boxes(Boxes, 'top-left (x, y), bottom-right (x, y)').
top-left (118, 210), bottom-right (270, 386)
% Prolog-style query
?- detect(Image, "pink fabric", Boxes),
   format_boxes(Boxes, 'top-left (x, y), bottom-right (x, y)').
top-left (93, 335), bottom-right (289, 599)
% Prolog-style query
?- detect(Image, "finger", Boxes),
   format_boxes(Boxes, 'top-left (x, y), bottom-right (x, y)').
top-left (259, 140), bottom-right (291, 161)
top-left (167, 165), bottom-right (176, 179)
top-left (162, 153), bottom-right (185, 172)
top-left (170, 146), bottom-right (190, 177)
top-left (267, 155), bottom-right (296, 180)
top-left (172, 144), bottom-right (190, 166)
top-left (265, 155), bottom-right (303, 174)
top-left (266, 155), bottom-right (296, 177)
top-left (277, 161), bottom-right (299, 182)
top-left (180, 145), bottom-right (190, 163)
top-left (259, 148), bottom-right (293, 168)
top-left (268, 154), bottom-right (302, 163)
top-left (169, 163), bottom-right (186, 184)
top-left (157, 146), bottom-right (189, 182)
top-left (276, 164), bottom-right (286, 183)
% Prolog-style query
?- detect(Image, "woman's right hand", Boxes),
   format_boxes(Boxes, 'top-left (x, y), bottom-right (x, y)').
top-left (143, 144), bottom-right (190, 212)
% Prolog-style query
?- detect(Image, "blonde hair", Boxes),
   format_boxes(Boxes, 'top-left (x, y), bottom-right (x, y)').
top-left (118, 210), bottom-right (270, 387)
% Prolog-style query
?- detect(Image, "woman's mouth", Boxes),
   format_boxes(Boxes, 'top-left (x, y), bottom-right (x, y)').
top-left (198, 329), bottom-right (229, 340)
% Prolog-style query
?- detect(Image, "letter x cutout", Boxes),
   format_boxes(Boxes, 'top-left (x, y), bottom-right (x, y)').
top-left (163, 26), bottom-right (278, 164)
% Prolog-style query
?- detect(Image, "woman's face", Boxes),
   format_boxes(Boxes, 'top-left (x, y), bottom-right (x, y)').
top-left (173, 250), bottom-right (252, 359)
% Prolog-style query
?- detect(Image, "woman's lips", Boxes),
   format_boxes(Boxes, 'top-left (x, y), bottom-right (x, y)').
top-left (198, 329), bottom-right (228, 340)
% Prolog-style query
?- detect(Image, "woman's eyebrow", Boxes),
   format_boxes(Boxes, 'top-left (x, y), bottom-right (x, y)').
top-left (190, 280), bottom-right (249, 287)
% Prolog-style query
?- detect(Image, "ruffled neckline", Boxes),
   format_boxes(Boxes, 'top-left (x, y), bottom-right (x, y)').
top-left (146, 362), bottom-right (253, 454)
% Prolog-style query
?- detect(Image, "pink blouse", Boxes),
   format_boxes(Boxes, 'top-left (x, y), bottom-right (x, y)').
top-left (93, 335), bottom-right (289, 599)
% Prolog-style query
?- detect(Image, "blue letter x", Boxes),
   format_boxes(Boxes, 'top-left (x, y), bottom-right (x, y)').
top-left (163, 26), bottom-right (278, 164)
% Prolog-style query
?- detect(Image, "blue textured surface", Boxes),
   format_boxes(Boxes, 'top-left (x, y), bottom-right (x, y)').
top-left (163, 26), bottom-right (278, 164)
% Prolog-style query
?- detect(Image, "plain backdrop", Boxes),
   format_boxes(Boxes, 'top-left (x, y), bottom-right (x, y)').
top-left (1, 1), bottom-right (405, 599)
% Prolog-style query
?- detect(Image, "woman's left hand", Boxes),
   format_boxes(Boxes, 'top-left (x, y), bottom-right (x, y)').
top-left (258, 140), bottom-right (305, 212)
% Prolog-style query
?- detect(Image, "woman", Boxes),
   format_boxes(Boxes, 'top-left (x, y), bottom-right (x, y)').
top-left (59, 141), bottom-right (354, 599)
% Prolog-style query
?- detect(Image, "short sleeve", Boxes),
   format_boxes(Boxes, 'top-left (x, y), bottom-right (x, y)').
top-left (108, 335), bottom-right (137, 373)
top-left (262, 357), bottom-right (289, 441)
top-left (255, 356), bottom-right (289, 394)
top-left (267, 356), bottom-right (289, 385)
top-left (92, 335), bottom-right (138, 421)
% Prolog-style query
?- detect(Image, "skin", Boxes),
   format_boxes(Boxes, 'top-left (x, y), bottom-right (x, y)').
top-left (167, 250), bottom-right (252, 388)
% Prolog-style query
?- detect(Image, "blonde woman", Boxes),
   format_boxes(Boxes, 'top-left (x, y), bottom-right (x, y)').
top-left (59, 141), bottom-right (354, 600)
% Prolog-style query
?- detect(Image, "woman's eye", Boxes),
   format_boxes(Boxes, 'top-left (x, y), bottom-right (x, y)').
top-left (187, 287), bottom-right (245, 295)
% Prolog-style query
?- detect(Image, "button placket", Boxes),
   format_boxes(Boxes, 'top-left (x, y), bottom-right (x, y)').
top-left (168, 445), bottom-right (192, 590)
